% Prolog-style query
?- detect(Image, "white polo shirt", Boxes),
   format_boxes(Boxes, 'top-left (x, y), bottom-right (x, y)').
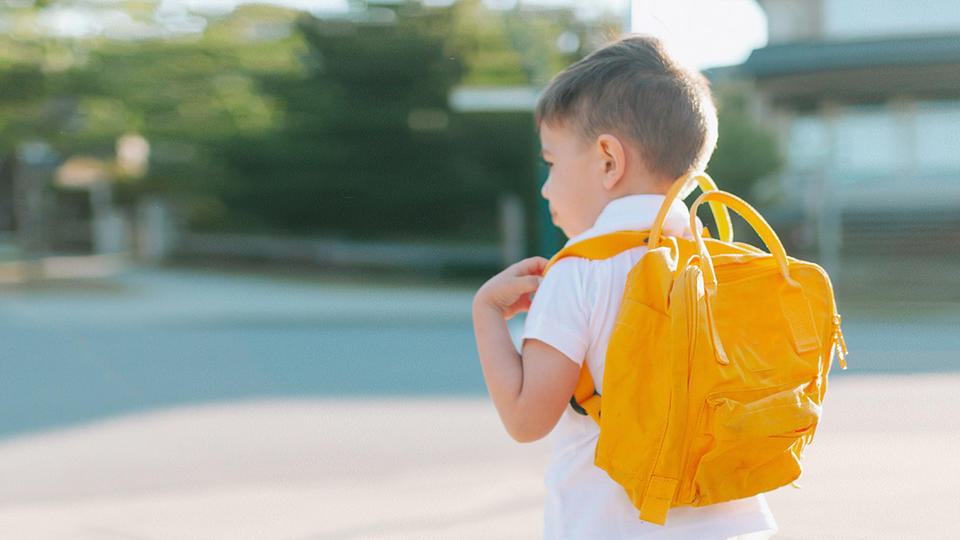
top-left (522, 195), bottom-right (778, 539)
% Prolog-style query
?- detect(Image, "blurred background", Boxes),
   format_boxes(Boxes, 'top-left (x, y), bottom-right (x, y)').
top-left (0, 0), bottom-right (958, 538)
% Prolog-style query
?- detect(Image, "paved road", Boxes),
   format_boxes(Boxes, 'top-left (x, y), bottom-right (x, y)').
top-left (0, 375), bottom-right (957, 539)
top-left (1, 268), bottom-right (958, 439)
top-left (1, 268), bottom-right (959, 539)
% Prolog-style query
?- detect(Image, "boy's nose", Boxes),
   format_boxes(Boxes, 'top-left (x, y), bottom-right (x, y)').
top-left (540, 178), bottom-right (549, 199)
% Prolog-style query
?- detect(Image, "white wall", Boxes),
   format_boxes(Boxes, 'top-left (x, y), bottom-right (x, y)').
top-left (760, 0), bottom-right (960, 43)
top-left (786, 99), bottom-right (960, 183)
top-left (830, 104), bottom-right (903, 182)
top-left (823, 0), bottom-right (960, 40)
top-left (758, 0), bottom-right (821, 44)
top-left (915, 100), bottom-right (960, 172)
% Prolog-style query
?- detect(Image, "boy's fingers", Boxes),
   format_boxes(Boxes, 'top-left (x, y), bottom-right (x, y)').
top-left (513, 256), bottom-right (549, 276)
top-left (517, 275), bottom-right (542, 293)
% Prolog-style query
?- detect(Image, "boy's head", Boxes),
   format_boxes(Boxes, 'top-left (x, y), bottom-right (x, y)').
top-left (537, 35), bottom-right (718, 183)
top-left (535, 36), bottom-right (717, 237)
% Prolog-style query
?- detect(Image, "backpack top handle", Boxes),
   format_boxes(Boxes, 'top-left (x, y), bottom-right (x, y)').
top-left (649, 171), bottom-right (733, 250)
top-left (688, 190), bottom-right (795, 295)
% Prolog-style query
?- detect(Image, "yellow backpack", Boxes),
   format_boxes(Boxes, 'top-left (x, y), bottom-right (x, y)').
top-left (543, 172), bottom-right (847, 525)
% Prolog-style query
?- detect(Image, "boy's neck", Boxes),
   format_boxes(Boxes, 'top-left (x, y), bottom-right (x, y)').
top-left (609, 169), bottom-right (671, 200)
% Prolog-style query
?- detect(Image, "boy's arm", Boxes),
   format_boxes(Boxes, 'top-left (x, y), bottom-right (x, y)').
top-left (473, 257), bottom-right (581, 443)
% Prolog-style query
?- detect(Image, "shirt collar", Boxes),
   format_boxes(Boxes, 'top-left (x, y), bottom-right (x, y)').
top-left (564, 194), bottom-right (692, 246)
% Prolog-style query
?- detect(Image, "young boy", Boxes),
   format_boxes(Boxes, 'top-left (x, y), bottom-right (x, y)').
top-left (472, 36), bottom-right (778, 539)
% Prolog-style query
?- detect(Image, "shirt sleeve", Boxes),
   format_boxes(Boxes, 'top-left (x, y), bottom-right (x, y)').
top-left (521, 258), bottom-right (590, 366)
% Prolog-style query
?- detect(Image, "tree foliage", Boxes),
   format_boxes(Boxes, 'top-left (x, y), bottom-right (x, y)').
top-left (0, 0), bottom-right (619, 243)
top-left (706, 83), bottom-right (783, 202)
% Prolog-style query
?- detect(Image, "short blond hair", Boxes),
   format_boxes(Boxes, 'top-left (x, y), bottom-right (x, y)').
top-left (535, 35), bottom-right (718, 182)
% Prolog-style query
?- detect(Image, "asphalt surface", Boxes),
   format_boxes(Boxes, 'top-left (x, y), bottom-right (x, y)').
top-left (1, 267), bottom-right (957, 439)
top-left (0, 267), bottom-right (957, 538)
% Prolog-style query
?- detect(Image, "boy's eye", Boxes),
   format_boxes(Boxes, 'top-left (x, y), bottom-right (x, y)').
top-left (540, 159), bottom-right (553, 168)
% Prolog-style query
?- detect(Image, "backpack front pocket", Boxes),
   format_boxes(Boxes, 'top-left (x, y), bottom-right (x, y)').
top-left (689, 383), bottom-right (821, 506)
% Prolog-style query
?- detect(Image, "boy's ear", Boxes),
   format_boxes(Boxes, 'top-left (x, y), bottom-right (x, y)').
top-left (596, 134), bottom-right (626, 191)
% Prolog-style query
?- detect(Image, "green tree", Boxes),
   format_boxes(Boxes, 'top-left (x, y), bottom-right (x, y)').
top-left (706, 83), bottom-right (783, 202)
top-left (209, 3), bottom-right (470, 237)
top-left (701, 82), bottom-right (784, 246)
top-left (0, 0), bottom-right (619, 247)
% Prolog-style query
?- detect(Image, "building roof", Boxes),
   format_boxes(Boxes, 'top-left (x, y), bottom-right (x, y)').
top-left (741, 33), bottom-right (960, 78)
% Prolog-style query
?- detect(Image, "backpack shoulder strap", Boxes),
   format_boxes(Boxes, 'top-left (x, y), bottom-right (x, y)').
top-left (543, 230), bottom-right (650, 273)
top-left (541, 229), bottom-right (650, 424)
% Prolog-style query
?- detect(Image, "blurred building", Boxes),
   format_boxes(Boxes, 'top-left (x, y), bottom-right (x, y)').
top-left (740, 0), bottom-right (960, 265)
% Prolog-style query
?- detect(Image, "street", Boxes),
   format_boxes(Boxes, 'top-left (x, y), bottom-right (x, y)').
top-left (1, 267), bottom-right (957, 438)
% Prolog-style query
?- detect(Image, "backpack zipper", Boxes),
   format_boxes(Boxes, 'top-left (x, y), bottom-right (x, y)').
top-left (832, 313), bottom-right (848, 370)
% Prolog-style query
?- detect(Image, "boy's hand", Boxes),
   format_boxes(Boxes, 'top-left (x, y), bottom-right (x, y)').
top-left (473, 255), bottom-right (578, 442)
top-left (474, 256), bottom-right (549, 320)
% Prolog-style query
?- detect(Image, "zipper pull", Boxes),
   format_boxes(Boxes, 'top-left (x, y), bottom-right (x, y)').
top-left (833, 313), bottom-right (848, 370)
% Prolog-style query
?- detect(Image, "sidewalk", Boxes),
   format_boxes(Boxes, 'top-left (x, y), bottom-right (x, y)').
top-left (0, 373), bottom-right (956, 539)
top-left (0, 267), bottom-right (476, 328)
